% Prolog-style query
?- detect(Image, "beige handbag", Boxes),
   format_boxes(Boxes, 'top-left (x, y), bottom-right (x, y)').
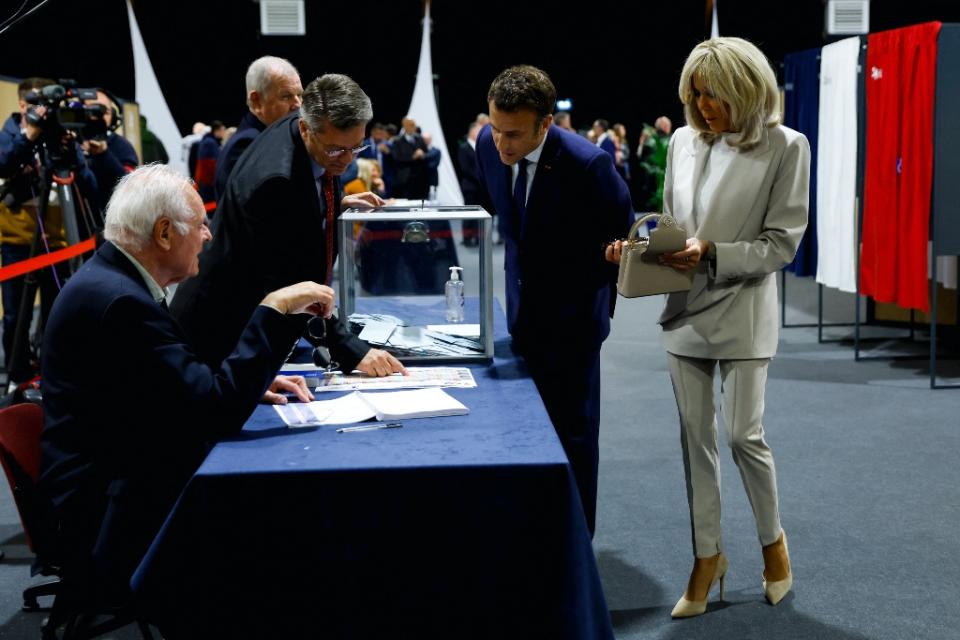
top-left (616, 213), bottom-right (694, 298)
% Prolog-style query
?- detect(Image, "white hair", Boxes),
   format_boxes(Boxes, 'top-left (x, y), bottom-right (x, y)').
top-left (103, 164), bottom-right (196, 251)
top-left (246, 56), bottom-right (299, 107)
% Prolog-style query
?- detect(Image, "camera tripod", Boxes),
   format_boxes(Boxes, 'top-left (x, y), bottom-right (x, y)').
top-left (6, 156), bottom-right (99, 388)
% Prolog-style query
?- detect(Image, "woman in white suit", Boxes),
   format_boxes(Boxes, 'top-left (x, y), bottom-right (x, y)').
top-left (609, 37), bottom-right (809, 617)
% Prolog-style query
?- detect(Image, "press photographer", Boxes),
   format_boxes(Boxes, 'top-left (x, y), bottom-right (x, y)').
top-left (81, 89), bottom-right (139, 210)
top-left (0, 77), bottom-right (99, 380)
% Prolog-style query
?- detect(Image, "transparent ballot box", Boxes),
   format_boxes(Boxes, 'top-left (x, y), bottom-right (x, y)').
top-left (338, 205), bottom-right (494, 363)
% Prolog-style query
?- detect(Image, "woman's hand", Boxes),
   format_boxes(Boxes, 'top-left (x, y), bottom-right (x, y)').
top-left (660, 238), bottom-right (710, 271)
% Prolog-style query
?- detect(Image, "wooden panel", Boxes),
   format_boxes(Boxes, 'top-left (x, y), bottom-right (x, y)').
top-left (0, 78), bottom-right (20, 118)
top-left (874, 283), bottom-right (958, 325)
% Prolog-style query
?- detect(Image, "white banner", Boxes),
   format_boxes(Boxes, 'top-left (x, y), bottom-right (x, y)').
top-left (126, 0), bottom-right (185, 174)
top-left (405, 2), bottom-right (464, 205)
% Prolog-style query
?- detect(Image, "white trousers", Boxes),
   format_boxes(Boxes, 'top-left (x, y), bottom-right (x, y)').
top-left (667, 353), bottom-right (783, 558)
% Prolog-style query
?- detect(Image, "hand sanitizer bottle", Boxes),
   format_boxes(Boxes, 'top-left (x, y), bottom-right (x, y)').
top-left (445, 266), bottom-right (464, 323)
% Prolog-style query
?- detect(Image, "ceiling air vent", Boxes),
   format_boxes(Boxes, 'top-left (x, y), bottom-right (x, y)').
top-left (260, 0), bottom-right (305, 36)
top-left (825, 0), bottom-right (869, 35)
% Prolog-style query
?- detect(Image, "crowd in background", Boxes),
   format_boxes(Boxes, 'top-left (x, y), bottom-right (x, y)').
top-left (0, 55), bottom-right (675, 379)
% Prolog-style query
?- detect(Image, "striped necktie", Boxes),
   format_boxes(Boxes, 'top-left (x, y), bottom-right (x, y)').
top-left (321, 174), bottom-right (336, 285)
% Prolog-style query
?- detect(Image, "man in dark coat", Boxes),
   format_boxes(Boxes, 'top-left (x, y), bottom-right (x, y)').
top-left (83, 90), bottom-right (139, 212)
top-left (475, 65), bottom-right (633, 536)
top-left (389, 116), bottom-right (429, 199)
top-left (171, 74), bottom-right (404, 377)
top-left (40, 164), bottom-right (331, 607)
top-left (457, 121), bottom-right (487, 245)
top-left (214, 56), bottom-right (303, 201)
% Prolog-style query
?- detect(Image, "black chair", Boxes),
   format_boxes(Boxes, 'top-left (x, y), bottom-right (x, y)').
top-left (0, 403), bottom-right (154, 639)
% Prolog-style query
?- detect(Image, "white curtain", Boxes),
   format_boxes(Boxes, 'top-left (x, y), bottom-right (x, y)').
top-left (126, 0), bottom-right (185, 175)
top-left (816, 37), bottom-right (860, 293)
top-left (405, 2), bottom-right (464, 205)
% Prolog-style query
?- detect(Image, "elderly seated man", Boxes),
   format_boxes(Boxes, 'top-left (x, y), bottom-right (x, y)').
top-left (39, 163), bottom-right (334, 611)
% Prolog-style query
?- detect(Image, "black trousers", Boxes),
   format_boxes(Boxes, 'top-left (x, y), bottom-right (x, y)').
top-left (524, 347), bottom-right (602, 537)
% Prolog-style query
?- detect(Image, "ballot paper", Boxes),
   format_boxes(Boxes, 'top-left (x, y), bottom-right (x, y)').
top-left (273, 388), bottom-right (468, 427)
top-left (357, 319), bottom-right (397, 343)
top-left (313, 367), bottom-right (477, 392)
top-left (348, 313), bottom-right (484, 357)
top-left (277, 365), bottom-right (477, 392)
top-left (426, 324), bottom-right (481, 339)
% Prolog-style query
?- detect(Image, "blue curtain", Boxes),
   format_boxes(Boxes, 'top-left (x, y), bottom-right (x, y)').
top-left (783, 48), bottom-right (821, 277)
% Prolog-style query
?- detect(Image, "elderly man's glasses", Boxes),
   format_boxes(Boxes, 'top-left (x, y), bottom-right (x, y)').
top-left (323, 143), bottom-right (369, 158)
top-left (307, 316), bottom-right (339, 372)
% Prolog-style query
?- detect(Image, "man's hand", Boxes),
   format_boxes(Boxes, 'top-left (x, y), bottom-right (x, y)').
top-left (413, 148), bottom-right (426, 160)
top-left (82, 139), bottom-right (108, 156)
top-left (355, 348), bottom-right (407, 377)
top-left (342, 192), bottom-right (385, 209)
top-left (262, 375), bottom-right (314, 404)
top-left (23, 106), bottom-right (45, 142)
top-left (604, 240), bottom-right (624, 264)
top-left (261, 281), bottom-right (335, 316)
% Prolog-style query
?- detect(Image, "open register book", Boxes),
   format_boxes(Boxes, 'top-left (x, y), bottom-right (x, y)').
top-left (274, 387), bottom-right (468, 427)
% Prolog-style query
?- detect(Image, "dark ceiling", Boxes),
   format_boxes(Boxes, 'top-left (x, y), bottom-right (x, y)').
top-left (3, 0), bottom-right (959, 147)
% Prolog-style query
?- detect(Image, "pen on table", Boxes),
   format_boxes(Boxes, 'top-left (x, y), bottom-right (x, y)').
top-left (336, 423), bottom-right (403, 434)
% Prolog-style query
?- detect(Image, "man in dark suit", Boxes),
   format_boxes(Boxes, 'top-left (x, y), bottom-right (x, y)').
top-left (214, 55), bottom-right (303, 202)
top-left (457, 121), bottom-right (487, 246)
top-left (171, 73), bottom-right (404, 377)
top-left (82, 90), bottom-right (139, 212)
top-left (40, 164), bottom-right (332, 607)
top-left (475, 65), bottom-right (633, 535)
top-left (390, 116), bottom-right (429, 199)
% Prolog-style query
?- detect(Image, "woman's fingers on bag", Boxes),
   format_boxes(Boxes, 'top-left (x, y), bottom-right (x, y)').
top-left (659, 249), bottom-right (698, 270)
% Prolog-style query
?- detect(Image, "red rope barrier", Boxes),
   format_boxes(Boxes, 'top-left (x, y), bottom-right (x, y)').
top-left (0, 237), bottom-right (96, 283)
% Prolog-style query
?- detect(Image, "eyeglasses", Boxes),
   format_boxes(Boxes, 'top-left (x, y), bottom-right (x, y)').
top-left (306, 316), bottom-right (340, 372)
top-left (323, 143), bottom-right (369, 158)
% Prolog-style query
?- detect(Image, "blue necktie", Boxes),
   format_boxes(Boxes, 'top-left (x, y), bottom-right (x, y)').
top-left (512, 158), bottom-right (529, 236)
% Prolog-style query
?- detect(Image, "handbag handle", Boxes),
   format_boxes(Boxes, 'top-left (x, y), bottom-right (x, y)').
top-left (625, 212), bottom-right (679, 242)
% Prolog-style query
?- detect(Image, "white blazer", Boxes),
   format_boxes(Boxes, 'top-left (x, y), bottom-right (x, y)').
top-left (659, 125), bottom-right (810, 359)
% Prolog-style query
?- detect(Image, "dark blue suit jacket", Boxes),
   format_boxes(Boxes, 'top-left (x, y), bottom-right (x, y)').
top-left (39, 241), bottom-right (305, 596)
top-left (214, 109), bottom-right (266, 202)
top-left (475, 124), bottom-right (633, 351)
top-left (171, 113), bottom-right (370, 371)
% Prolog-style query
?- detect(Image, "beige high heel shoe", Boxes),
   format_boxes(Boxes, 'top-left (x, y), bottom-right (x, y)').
top-left (762, 531), bottom-right (793, 605)
top-left (671, 553), bottom-right (729, 618)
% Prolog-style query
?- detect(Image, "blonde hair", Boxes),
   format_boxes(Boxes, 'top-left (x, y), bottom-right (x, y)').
top-left (678, 37), bottom-right (780, 150)
top-left (355, 158), bottom-right (375, 191)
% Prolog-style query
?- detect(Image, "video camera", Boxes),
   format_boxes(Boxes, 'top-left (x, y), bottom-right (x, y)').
top-left (23, 79), bottom-right (112, 143)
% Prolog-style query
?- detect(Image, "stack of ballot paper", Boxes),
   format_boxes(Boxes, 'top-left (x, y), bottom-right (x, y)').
top-left (274, 388), bottom-right (468, 427)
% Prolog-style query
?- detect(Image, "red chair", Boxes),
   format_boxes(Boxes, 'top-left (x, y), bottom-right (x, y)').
top-left (0, 402), bottom-right (61, 612)
top-left (0, 403), bottom-right (154, 639)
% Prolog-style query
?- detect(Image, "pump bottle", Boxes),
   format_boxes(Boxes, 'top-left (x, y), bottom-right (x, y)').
top-left (445, 266), bottom-right (464, 322)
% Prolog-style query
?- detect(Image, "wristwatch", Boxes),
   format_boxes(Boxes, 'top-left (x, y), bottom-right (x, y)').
top-left (706, 241), bottom-right (717, 266)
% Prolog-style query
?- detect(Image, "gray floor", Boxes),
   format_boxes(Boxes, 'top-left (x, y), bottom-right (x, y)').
top-left (2, 235), bottom-right (959, 638)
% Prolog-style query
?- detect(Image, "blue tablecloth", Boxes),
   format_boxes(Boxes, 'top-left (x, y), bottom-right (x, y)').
top-left (132, 299), bottom-right (612, 638)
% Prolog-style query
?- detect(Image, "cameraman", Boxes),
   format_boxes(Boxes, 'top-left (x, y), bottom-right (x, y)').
top-left (82, 90), bottom-right (139, 212)
top-left (0, 77), bottom-right (98, 371)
